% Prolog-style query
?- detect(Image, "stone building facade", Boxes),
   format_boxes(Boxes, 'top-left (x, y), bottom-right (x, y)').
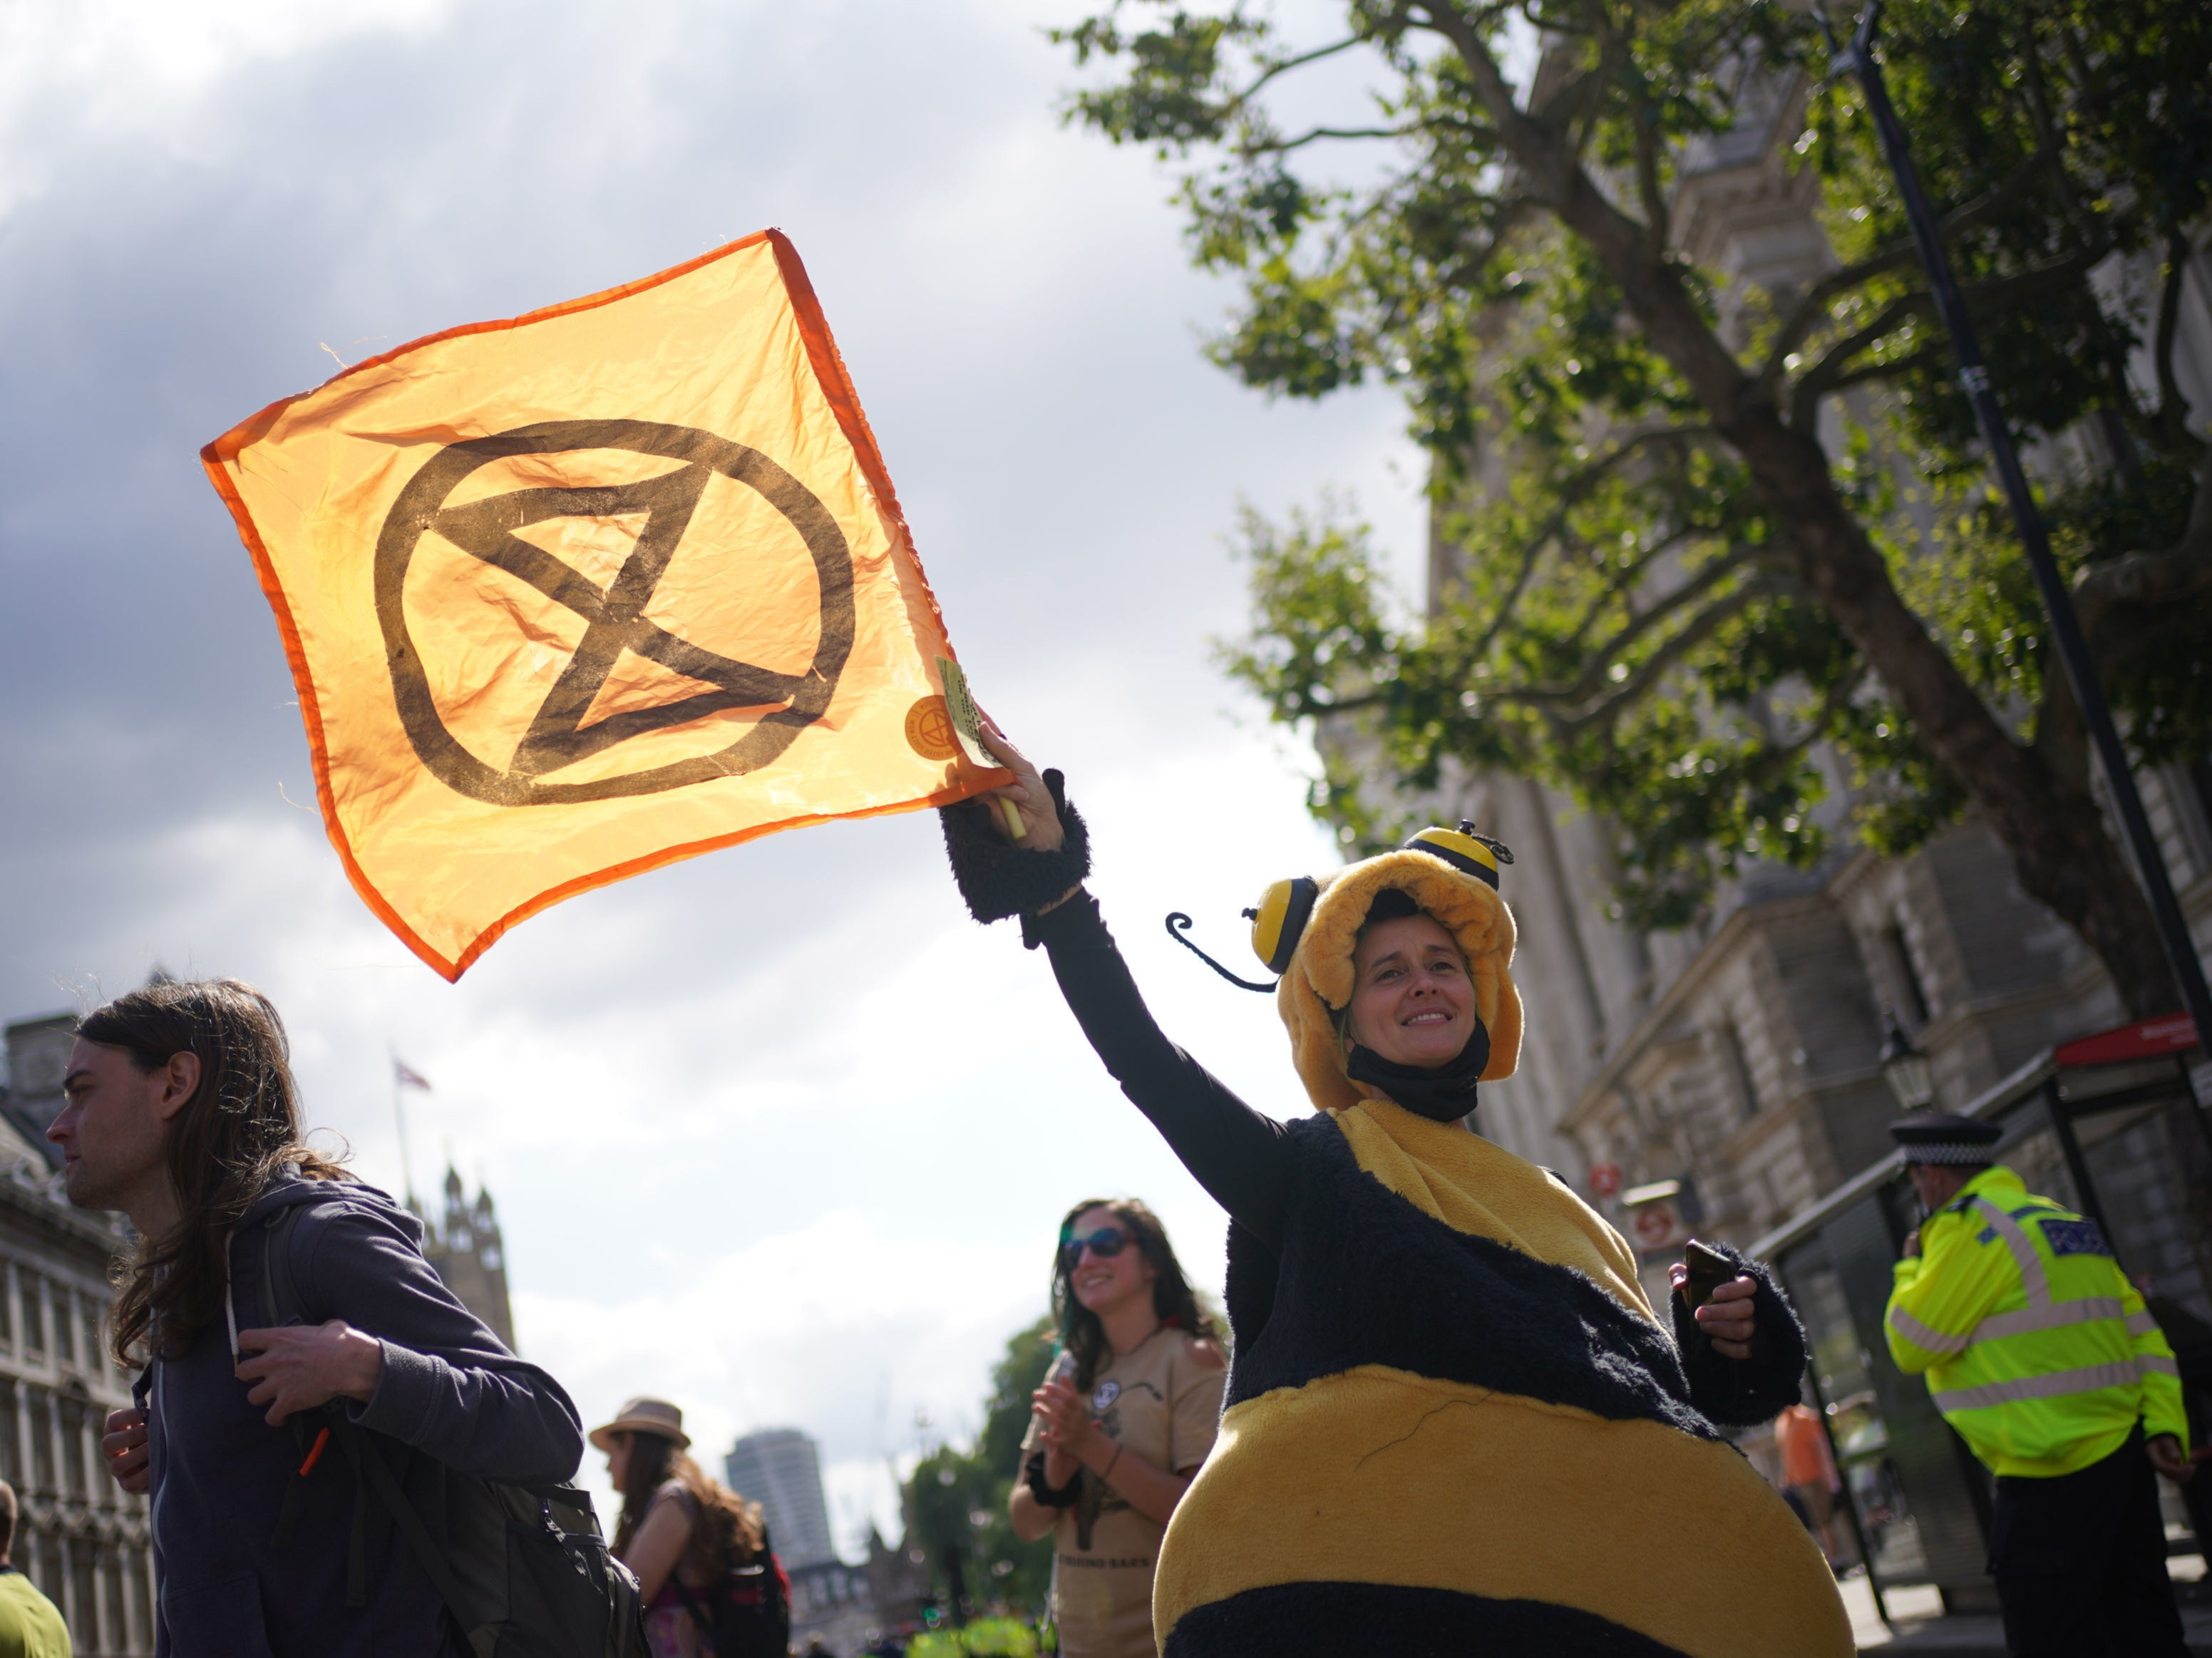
top-left (1, 1014), bottom-right (157, 1658)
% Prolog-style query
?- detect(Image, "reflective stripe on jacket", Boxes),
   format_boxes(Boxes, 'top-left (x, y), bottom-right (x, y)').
top-left (1886, 1165), bottom-right (2186, 1478)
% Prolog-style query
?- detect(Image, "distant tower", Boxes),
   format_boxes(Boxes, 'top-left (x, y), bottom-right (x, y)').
top-left (421, 1167), bottom-right (517, 1352)
top-left (726, 1428), bottom-right (837, 1567)
top-left (1, 1014), bottom-right (76, 1170)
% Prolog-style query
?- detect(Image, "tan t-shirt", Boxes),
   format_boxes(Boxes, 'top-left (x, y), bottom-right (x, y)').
top-left (1024, 1328), bottom-right (1226, 1658)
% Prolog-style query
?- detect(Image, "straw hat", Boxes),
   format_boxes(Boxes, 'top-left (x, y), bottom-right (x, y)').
top-left (588, 1395), bottom-right (691, 1451)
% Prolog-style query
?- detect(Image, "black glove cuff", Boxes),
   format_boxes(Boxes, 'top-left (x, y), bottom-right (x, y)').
top-left (940, 769), bottom-right (1091, 936)
top-left (1023, 1451), bottom-right (1081, 1508)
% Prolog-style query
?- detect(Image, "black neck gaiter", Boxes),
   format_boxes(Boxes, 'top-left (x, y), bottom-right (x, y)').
top-left (1344, 1017), bottom-right (1492, 1123)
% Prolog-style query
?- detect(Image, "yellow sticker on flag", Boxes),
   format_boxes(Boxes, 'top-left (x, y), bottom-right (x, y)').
top-left (204, 229), bottom-right (1004, 980)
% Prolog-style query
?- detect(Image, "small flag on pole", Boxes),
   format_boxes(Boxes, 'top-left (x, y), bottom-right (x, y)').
top-left (393, 1059), bottom-right (433, 1092)
top-left (203, 228), bottom-right (1004, 981)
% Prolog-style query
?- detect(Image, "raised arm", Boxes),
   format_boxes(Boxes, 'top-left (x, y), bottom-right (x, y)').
top-left (941, 726), bottom-right (1295, 1246)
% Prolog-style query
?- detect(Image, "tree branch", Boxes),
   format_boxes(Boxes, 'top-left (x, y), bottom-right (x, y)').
top-left (1229, 34), bottom-right (1369, 113)
top-left (1256, 123), bottom-right (1424, 152)
top-left (1634, 101), bottom-right (1670, 248)
top-left (2074, 457), bottom-right (2212, 639)
top-left (1788, 292), bottom-right (1925, 429)
top-left (1437, 196), bottom-right (1535, 290)
top-left (1524, 579), bottom-right (1779, 733)
top-left (1786, 239), bottom-right (2114, 431)
top-left (1556, 524), bottom-right (1702, 653)
top-left (1792, 346), bottom-right (1945, 427)
top-left (1756, 143), bottom-right (2060, 391)
top-left (1538, 546), bottom-right (1757, 709)
top-left (1454, 424), bottom-right (1717, 656)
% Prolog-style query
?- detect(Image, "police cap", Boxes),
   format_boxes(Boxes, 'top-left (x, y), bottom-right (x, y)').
top-left (1888, 1111), bottom-right (2002, 1166)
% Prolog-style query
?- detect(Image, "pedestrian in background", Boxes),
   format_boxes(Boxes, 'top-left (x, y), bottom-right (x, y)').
top-left (1009, 1198), bottom-right (1225, 1658)
top-left (1772, 1402), bottom-right (1847, 1567)
top-left (0, 1481), bottom-right (68, 1658)
top-left (597, 1396), bottom-right (785, 1658)
top-left (1885, 1113), bottom-right (2189, 1657)
top-left (59, 977), bottom-right (583, 1657)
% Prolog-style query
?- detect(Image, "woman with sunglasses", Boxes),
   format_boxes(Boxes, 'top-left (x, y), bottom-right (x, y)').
top-left (1010, 1198), bottom-right (1225, 1658)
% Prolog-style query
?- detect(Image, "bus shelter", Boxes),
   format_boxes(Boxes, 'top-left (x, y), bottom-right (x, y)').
top-left (1749, 1025), bottom-right (2211, 1621)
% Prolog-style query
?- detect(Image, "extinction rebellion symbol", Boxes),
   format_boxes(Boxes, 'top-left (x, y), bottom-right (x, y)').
top-left (375, 420), bottom-right (856, 805)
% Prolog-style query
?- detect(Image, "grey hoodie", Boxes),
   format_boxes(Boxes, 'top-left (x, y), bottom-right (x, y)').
top-left (141, 1171), bottom-right (582, 1656)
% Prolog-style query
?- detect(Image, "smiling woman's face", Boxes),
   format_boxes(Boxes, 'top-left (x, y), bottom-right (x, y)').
top-left (1347, 912), bottom-right (1475, 1069)
top-left (1064, 1205), bottom-right (1156, 1318)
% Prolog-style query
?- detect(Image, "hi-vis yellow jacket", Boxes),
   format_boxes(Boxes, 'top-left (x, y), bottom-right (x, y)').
top-left (1886, 1165), bottom-right (2186, 1477)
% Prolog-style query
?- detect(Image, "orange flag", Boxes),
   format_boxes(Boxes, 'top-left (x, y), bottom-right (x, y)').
top-left (205, 230), bottom-right (1002, 980)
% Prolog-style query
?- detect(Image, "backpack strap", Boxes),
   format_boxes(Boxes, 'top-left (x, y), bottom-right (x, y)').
top-left (329, 1413), bottom-right (494, 1657)
top-left (257, 1203), bottom-right (324, 1552)
top-left (667, 1575), bottom-right (720, 1655)
top-left (259, 1203), bottom-right (307, 1329)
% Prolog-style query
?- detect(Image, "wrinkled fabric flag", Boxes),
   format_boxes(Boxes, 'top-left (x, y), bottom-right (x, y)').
top-left (205, 229), bottom-right (1000, 979)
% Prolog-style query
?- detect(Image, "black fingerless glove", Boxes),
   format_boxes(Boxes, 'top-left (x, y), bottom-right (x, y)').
top-left (1023, 1450), bottom-right (1081, 1508)
top-left (940, 768), bottom-right (1091, 944)
top-left (1670, 1239), bottom-right (1810, 1427)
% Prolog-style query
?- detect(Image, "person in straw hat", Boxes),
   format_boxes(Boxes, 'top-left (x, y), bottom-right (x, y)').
top-left (937, 724), bottom-right (1851, 1658)
top-left (592, 1396), bottom-right (779, 1658)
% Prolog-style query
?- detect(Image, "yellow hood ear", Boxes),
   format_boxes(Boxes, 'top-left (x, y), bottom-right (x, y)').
top-left (1274, 848), bottom-right (1523, 1113)
top-left (1248, 876), bottom-right (1320, 975)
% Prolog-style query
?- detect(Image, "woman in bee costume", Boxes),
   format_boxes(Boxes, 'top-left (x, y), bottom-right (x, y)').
top-left (943, 726), bottom-right (1852, 1658)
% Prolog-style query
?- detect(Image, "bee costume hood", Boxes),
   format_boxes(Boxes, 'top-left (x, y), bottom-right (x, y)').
top-left (1150, 830), bottom-right (1853, 1658)
top-left (1274, 835), bottom-right (1523, 1115)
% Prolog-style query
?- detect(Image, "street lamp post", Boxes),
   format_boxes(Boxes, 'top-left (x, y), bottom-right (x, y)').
top-left (1825, 5), bottom-right (2212, 1101)
top-left (1880, 1008), bottom-right (1936, 1113)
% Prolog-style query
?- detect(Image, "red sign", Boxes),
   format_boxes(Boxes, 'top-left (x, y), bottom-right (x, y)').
top-left (1588, 1162), bottom-right (1623, 1199)
top-left (1630, 1201), bottom-right (1689, 1252)
top-left (2055, 1014), bottom-right (2201, 1069)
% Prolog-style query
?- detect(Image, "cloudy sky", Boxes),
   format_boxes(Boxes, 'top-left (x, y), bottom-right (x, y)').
top-left (0, 0), bottom-right (1442, 1544)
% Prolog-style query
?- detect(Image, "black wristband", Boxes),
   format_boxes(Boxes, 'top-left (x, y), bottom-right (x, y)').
top-left (1023, 1450), bottom-right (1081, 1508)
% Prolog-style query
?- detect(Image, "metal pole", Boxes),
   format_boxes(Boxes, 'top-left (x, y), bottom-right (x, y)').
top-left (1828, 5), bottom-right (2212, 1100)
top-left (389, 1045), bottom-right (418, 1209)
top-left (1800, 1342), bottom-right (1889, 1624)
top-left (2042, 1081), bottom-right (2120, 1269)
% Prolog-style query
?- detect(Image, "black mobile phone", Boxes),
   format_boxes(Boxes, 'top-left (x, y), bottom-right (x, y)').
top-left (1681, 1240), bottom-right (1734, 1312)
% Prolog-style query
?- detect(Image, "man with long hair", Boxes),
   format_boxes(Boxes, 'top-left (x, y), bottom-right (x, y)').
top-left (53, 977), bottom-right (583, 1657)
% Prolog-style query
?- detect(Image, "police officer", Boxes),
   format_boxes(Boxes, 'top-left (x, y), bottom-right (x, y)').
top-left (1884, 1112), bottom-right (2191, 1656)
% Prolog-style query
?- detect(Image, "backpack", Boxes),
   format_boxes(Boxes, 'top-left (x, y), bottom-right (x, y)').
top-left (665, 1532), bottom-right (792, 1658)
top-left (254, 1199), bottom-right (650, 1658)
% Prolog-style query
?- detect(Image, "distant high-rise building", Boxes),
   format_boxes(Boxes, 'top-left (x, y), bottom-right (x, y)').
top-left (418, 1167), bottom-right (516, 1352)
top-left (726, 1427), bottom-right (836, 1568)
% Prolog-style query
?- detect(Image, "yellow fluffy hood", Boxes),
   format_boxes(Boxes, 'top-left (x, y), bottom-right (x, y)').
top-left (1274, 848), bottom-right (1523, 1113)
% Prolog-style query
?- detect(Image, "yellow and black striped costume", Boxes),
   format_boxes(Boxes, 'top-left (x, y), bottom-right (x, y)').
top-left (948, 788), bottom-right (1853, 1655)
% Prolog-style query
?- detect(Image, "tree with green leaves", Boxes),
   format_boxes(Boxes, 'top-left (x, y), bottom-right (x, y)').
top-left (1054, 0), bottom-right (2212, 1012)
top-left (903, 1315), bottom-right (1059, 1622)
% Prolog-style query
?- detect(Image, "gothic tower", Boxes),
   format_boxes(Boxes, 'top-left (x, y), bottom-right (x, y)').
top-left (420, 1168), bottom-right (517, 1353)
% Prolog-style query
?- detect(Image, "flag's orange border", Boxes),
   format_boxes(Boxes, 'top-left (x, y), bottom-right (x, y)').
top-left (202, 228), bottom-right (1000, 982)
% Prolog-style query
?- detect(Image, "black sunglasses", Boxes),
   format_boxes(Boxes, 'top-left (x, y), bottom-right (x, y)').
top-left (1059, 1227), bottom-right (1130, 1270)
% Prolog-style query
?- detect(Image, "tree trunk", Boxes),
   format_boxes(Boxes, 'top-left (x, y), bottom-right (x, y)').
top-left (1730, 411), bottom-right (2181, 1020)
top-left (1431, 4), bottom-right (2183, 1019)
